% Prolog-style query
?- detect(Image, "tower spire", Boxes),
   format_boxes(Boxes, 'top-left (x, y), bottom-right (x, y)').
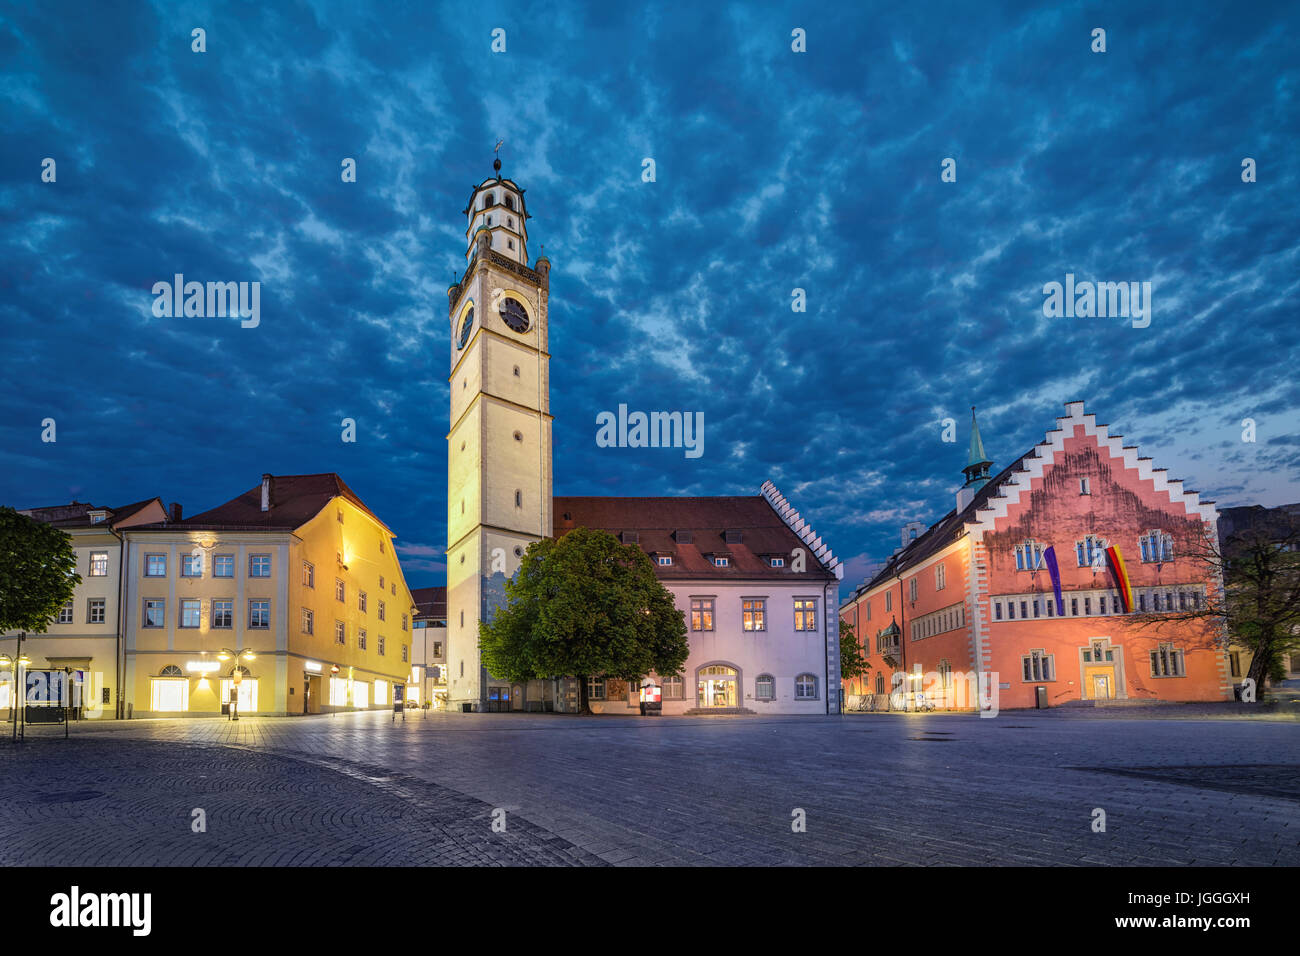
top-left (962, 405), bottom-right (993, 489)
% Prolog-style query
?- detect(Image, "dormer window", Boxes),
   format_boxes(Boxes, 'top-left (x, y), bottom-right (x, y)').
top-left (712, 556), bottom-right (729, 568)
top-left (674, 530), bottom-right (693, 544)
top-left (769, 557), bottom-right (785, 568)
top-left (620, 531), bottom-right (639, 545)
top-left (657, 555), bottom-right (673, 566)
top-left (723, 530), bottom-right (743, 544)
top-left (88, 510), bottom-right (108, 524)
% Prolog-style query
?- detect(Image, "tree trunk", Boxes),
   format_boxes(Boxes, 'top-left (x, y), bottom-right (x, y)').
top-left (1245, 645), bottom-right (1273, 702)
top-left (576, 675), bottom-right (591, 714)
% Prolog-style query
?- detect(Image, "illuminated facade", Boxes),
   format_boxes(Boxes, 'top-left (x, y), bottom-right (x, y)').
top-left (121, 474), bottom-right (416, 716)
top-left (2, 498), bottom-right (169, 719)
top-left (841, 402), bottom-right (1231, 711)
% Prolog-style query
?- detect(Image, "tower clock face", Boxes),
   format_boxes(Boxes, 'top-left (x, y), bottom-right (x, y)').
top-left (500, 297), bottom-right (530, 333)
top-left (457, 307), bottom-right (474, 349)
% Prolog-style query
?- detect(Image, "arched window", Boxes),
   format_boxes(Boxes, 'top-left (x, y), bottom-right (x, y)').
top-left (755, 674), bottom-right (775, 700)
top-left (482, 192), bottom-right (494, 209)
top-left (504, 194), bottom-right (514, 210)
top-left (875, 672), bottom-right (885, 695)
top-left (230, 665), bottom-right (251, 678)
top-left (794, 673), bottom-right (818, 700)
top-left (159, 665), bottom-right (184, 677)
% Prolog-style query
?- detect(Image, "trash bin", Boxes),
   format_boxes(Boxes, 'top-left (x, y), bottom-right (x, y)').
top-left (1035, 686), bottom-right (1048, 709)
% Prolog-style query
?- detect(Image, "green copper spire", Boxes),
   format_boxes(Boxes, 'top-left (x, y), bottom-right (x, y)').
top-left (962, 406), bottom-right (993, 489)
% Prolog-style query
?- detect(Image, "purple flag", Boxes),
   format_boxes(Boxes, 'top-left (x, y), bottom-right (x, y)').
top-left (1043, 546), bottom-right (1064, 616)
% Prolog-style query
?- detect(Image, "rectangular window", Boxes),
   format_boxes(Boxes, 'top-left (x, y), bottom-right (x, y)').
top-left (144, 599), bottom-right (165, 628)
top-left (1138, 592), bottom-right (1147, 612)
top-left (248, 600), bottom-right (270, 629)
top-left (1021, 651), bottom-right (1055, 682)
top-left (587, 676), bottom-right (606, 700)
top-left (401, 613), bottom-right (408, 632)
top-left (885, 592), bottom-right (892, 612)
top-left (57, 600), bottom-right (74, 624)
top-left (378, 600), bottom-right (386, 622)
top-left (662, 675), bottom-right (684, 700)
top-left (87, 598), bottom-right (105, 624)
top-left (358, 590), bottom-right (367, 613)
top-left (1099, 596), bottom-right (1107, 615)
top-left (335, 621), bottom-right (345, 645)
top-left (1071, 597), bottom-right (1079, 616)
top-left (1020, 600), bottom-right (1028, 618)
top-left (658, 555), bottom-right (673, 566)
top-left (378, 636), bottom-right (386, 656)
top-left (335, 579), bottom-right (345, 602)
top-left (794, 598), bottom-right (817, 631)
top-left (712, 556), bottom-right (729, 567)
top-left (145, 553), bottom-right (167, 577)
top-left (1032, 599), bottom-right (1040, 618)
top-left (770, 557), bottom-right (784, 568)
top-left (379, 575), bottom-right (386, 590)
top-left (866, 602), bottom-right (872, 622)
top-left (1150, 644), bottom-right (1185, 678)
top-left (302, 608), bottom-right (314, 635)
top-left (302, 562), bottom-right (314, 587)
top-left (1046, 599), bottom-right (1054, 617)
top-left (89, 551), bottom-right (109, 577)
top-left (433, 642), bottom-right (442, 656)
top-left (908, 579), bottom-right (918, 602)
top-left (402, 644), bottom-right (408, 663)
top-left (359, 628), bottom-right (367, 650)
top-left (181, 553), bottom-right (202, 577)
top-left (1083, 596), bottom-right (1092, 616)
top-left (742, 599), bottom-right (766, 632)
top-left (935, 563), bottom-right (946, 590)
top-left (690, 598), bottom-right (714, 632)
top-left (1079, 477), bottom-right (1091, 495)
top-left (1229, 652), bottom-right (1241, 678)
top-left (994, 601), bottom-right (1003, 621)
top-left (249, 554), bottom-right (271, 577)
top-left (214, 554), bottom-right (234, 577)
top-left (212, 600), bottom-right (233, 629)
top-left (180, 599), bottom-right (201, 628)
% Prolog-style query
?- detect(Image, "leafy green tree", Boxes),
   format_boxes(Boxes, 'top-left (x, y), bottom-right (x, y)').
top-left (0, 507), bottom-right (80, 635)
top-left (480, 527), bottom-right (689, 712)
top-left (839, 617), bottom-right (871, 682)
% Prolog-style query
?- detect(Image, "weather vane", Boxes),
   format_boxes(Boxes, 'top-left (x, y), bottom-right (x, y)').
top-left (493, 139), bottom-right (504, 173)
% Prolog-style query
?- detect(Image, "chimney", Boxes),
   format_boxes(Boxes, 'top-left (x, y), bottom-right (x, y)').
top-left (260, 474), bottom-right (274, 512)
top-left (169, 502), bottom-right (182, 523)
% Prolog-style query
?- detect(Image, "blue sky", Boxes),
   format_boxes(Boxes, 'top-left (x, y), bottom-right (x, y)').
top-left (2, 0), bottom-right (1297, 589)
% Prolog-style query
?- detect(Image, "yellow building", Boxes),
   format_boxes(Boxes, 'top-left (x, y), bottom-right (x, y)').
top-left (122, 474), bottom-right (417, 717)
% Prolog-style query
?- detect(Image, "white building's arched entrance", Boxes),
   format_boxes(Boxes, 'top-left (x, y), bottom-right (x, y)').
top-left (696, 663), bottom-right (739, 708)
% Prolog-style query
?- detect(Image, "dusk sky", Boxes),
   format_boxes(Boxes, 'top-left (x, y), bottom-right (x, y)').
top-left (2, 0), bottom-right (1297, 590)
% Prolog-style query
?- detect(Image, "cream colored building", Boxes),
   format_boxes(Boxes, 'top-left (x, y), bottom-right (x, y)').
top-left (122, 474), bottom-right (417, 717)
top-left (3, 498), bottom-right (169, 719)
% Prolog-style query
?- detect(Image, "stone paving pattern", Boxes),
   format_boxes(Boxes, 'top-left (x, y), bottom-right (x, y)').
top-left (1, 709), bottom-right (1296, 866)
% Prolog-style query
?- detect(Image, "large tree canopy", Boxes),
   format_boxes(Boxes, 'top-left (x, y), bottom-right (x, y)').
top-left (0, 506), bottom-right (81, 634)
top-left (480, 527), bottom-right (689, 710)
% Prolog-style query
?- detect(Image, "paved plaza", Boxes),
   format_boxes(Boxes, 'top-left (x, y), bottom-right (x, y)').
top-left (1, 709), bottom-right (1296, 866)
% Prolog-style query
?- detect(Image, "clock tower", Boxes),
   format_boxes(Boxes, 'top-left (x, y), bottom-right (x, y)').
top-left (445, 158), bottom-right (553, 711)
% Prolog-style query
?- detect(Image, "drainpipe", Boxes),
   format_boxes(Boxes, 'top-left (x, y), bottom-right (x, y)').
top-left (112, 525), bottom-right (125, 719)
top-left (896, 571), bottom-right (907, 711)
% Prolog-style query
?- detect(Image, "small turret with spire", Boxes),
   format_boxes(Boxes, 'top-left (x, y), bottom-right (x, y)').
top-left (956, 406), bottom-right (994, 512)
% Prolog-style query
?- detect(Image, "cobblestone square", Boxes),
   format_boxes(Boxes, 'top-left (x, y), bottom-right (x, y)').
top-left (1, 711), bottom-right (1296, 866)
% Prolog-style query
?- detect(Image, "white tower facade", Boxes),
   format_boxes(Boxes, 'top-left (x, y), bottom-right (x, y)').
top-left (445, 160), bottom-right (553, 710)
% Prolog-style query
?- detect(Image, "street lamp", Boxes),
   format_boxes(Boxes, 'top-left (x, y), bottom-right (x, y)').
top-left (215, 648), bottom-right (256, 721)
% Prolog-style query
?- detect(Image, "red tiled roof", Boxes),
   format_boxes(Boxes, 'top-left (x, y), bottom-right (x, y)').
top-left (179, 474), bottom-right (390, 533)
top-left (553, 495), bottom-right (837, 581)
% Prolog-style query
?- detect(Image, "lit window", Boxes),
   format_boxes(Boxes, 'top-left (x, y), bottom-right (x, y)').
top-left (89, 551), bottom-right (109, 577)
top-left (335, 579), bottom-right (345, 602)
top-left (794, 598), bottom-right (817, 631)
top-left (690, 598), bottom-right (714, 631)
top-left (359, 590), bottom-right (367, 613)
top-left (742, 599), bottom-right (766, 632)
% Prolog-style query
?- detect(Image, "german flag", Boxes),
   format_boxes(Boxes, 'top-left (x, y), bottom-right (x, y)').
top-left (1106, 545), bottom-right (1134, 612)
